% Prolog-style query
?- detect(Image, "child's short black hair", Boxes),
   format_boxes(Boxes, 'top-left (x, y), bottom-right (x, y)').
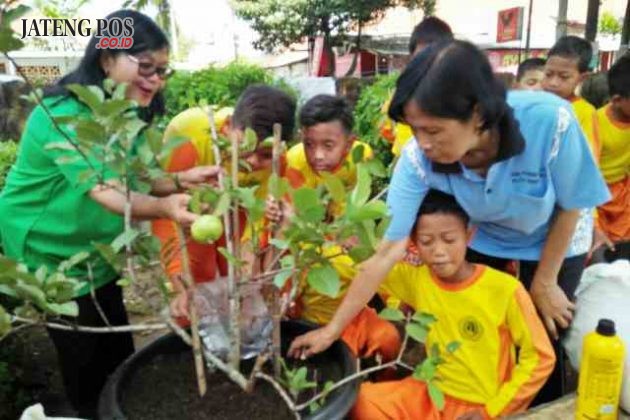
top-left (582, 72), bottom-right (610, 108)
top-left (232, 85), bottom-right (296, 142)
top-left (416, 189), bottom-right (470, 227)
top-left (516, 57), bottom-right (546, 81)
top-left (547, 36), bottom-right (593, 73)
top-left (299, 94), bottom-right (354, 134)
top-left (608, 53), bottom-right (630, 97)
top-left (408, 16), bottom-right (454, 54)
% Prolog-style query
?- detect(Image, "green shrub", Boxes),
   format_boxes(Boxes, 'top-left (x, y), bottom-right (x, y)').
top-left (0, 140), bottom-right (18, 190)
top-left (354, 73), bottom-right (399, 170)
top-left (163, 61), bottom-right (296, 122)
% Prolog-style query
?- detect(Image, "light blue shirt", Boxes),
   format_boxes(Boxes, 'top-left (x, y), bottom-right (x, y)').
top-left (385, 90), bottom-right (610, 261)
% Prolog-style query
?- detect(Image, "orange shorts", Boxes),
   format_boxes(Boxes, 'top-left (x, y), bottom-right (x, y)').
top-left (352, 377), bottom-right (490, 420)
top-left (598, 177), bottom-right (630, 242)
top-left (341, 307), bottom-right (401, 362)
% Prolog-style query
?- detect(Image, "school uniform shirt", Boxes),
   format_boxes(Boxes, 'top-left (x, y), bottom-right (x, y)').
top-left (380, 97), bottom-right (414, 157)
top-left (0, 96), bottom-right (131, 296)
top-left (589, 104), bottom-right (630, 241)
top-left (379, 263), bottom-right (555, 417)
top-left (283, 140), bottom-right (372, 323)
top-left (152, 106), bottom-right (276, 281)
top-left (571, 96), bottom-right (597, 154)
top-left (385, 90), bottom-right (610, 261)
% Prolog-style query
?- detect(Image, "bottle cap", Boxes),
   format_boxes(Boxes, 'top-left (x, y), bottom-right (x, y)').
top-left (596, 319), bottom-right (616, 336)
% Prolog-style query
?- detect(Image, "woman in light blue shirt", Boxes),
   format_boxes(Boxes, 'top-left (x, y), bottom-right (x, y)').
top-left (289, 40), bottom-right (610, 403)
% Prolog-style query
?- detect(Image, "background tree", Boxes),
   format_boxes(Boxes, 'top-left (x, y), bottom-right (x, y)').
top-left (399, 0), bottom-right (437, 17)
top-left (599, 11), bottom-right (623, 36)
top-left (231, 0), bottom-right (396, 76)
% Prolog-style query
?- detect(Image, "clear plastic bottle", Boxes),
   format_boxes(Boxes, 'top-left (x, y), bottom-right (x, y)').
top-left (576, 319), bottom-right (625, 419)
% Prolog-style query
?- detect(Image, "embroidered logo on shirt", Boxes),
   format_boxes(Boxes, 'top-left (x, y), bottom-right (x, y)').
top-left (404, 141), bottom-right (426, 180)
top-left (459, 316), bottom-right (484, 341)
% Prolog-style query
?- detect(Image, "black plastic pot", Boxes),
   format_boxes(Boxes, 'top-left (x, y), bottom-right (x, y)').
top-left (98, 320), bottom-right (359, 420)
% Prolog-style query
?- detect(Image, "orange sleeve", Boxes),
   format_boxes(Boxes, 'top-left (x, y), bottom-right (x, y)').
top-left (151, 141), bottom-right (201, 280)
top-left (485, 285), bottom-right (556, 417)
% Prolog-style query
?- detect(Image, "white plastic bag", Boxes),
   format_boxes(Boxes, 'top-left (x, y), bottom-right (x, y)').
top-left (19, 404), bottom-right (83, 420)
top-left (563, 260), bottom-right (630, 412)
top-left (193, 277), bottom-right (272, 360)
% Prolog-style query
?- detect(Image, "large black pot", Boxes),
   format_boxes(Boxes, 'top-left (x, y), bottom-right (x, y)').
top-left (98, 320), bottom-right (359, 420)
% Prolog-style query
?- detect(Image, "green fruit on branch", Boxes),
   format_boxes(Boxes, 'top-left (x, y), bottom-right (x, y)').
top-left (191, 215), bottom-right (224, 244)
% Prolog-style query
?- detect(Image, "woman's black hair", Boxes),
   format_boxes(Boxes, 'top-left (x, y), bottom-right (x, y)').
top-left (45, 9), bottom-right (169, 122)
top-left (231, 85), bottom-right (296, 142)
top-left (389, 40), bottom-right (524, 158)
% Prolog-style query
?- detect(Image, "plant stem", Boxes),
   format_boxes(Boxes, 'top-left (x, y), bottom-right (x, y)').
top-left (245, 352), bottom-right (270, 393)
top-left (175, 224), bottom-right (207, 396)
top-left (270, 123), bottom-right (283, 378)
top-left (254, 372), bottom-right (300, 420)
top-left (294, 315), bottom-right (413, 412)
top-left (87, 262), bottom-right (111, 327)
top-left (207, 107), bottom-right (241, 369)
top-left (12, 316), bottom-right (167, 333)
top-left (227, 132), bottom-right (242, 367)
top-left (204, 345), bottom-right (249, 390)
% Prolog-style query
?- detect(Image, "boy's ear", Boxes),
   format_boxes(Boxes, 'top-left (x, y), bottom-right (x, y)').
top-left (466, 225), bottom-right (476, 245)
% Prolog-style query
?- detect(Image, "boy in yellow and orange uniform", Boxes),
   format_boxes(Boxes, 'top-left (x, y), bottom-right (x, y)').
top-left (351, 190), bottom-right (555, 419)
top-left (543, 36), bottom-right (598, 154)
top-left (152, 85), bottom-right (296, 321)
top-left (267, 94), bottom-right (400, 362)
top-left (589, 54), bottom-right (630, 261)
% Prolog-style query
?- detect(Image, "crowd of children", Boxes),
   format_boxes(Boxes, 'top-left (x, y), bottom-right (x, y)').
top-left (151, 18), bottom-right (628, 420)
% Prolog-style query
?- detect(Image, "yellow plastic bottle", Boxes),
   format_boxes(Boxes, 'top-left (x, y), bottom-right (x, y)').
top-left (576, 319), bottom-right (625, 419)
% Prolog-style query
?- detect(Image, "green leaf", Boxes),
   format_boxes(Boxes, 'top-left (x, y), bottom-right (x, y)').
top-left (66, 84), bottom-right (104, 111)
top-left (347, 245), bottom-right (374, 263)
top-left (280, 255), bottom-right (295, 268)
top-left (0, 285), bottom-right (18, 298)
top-left (146, 127), bottom-right (163, 155)
top-left (406, 322), bottom-right (428, 343)
top-left (212, 193), bottom-right (231, 217)
top-left (75, 120), bottom-right (105, 143)
top-left (306, 264), bottom-right (340, 298)
top-left (58, 251), bottom-right (90, 273)
top-left (100, 99), bottom-right (133, 118)
top-left (241, 127), bottom-right (258, 153)
top-left (446, 341), bottom-right (461, 354)
top-left (379, 307), bottom-right (405, 322)
top-left (0, 305), bottom-right (11, 337)
top-left (428, 382), bottom-right (445, 410)
top-left (375, 216), bottom-right (391, 240)
top-left (46, 301), bottom-right (79, 317)
top-left (365, 159), bottom-right (388, 178)
top-left (111, 228), bottom-right (140, 252)
top-left (347, 200), bottom-right (388, 223)
top-left (350, 164), bottom-right (371, 207)
top-left (292, 187), bottom-right (326, 223)
top-left (35, 266), bottom-right (48, 285)
top-left (412, 312), bottom-right (437, 326)
top-left (116, 278), bottom-right (131, 287)
top-left (273, 270), bottom-right (292, 289)
top-left (55, 155), bottom-right (82, 165)
top-left (351, 144), bottom-right (366, 164)
top-left (269, 238), bottom-right (289, 250)
top-left (321, 172), bottom-right (346, 204)
top-left (268, 173), bottom-right (289, 200)
top-left (430, 343), bottom-right (441, 360)
top-left (46, 142), bottom-right (77, 151)
top-left (309, 401), bottom-right (321, 414)
top-left (93, 243), bottom-right (125, 271)
top-left (15, 282), bottom-right (47, 309)
top-left (218, 247), bottom-right (244, 268)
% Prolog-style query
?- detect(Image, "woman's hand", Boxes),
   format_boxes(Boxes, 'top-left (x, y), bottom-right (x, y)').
top-left (529, 280), bottom-right (575, 340)
top-left (288, 324), bottom-right (340, 359)
top-left (177, 165), bottom-right (222, 189)
top-left (158, 194), bottom-right (198, 226)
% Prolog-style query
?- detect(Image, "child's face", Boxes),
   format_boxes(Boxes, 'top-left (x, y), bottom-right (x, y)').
top-left (414, 213), bottom-right (473, 280)
top-left (542, 56), bottom-right (586, 99)
top-left (611, 95), bottom-right (630, 122)
top-left (302, 121), bottom-right (353, 173)
top-left (516, 69), bottom-right (544, 91)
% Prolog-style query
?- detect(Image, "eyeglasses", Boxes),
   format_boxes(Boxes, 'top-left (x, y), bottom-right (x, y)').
top-left (126, 54), bottom-right (174, 80)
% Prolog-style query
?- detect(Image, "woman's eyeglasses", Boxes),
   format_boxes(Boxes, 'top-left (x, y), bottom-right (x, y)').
top-left (126, 54), bottom-right (174, 80)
